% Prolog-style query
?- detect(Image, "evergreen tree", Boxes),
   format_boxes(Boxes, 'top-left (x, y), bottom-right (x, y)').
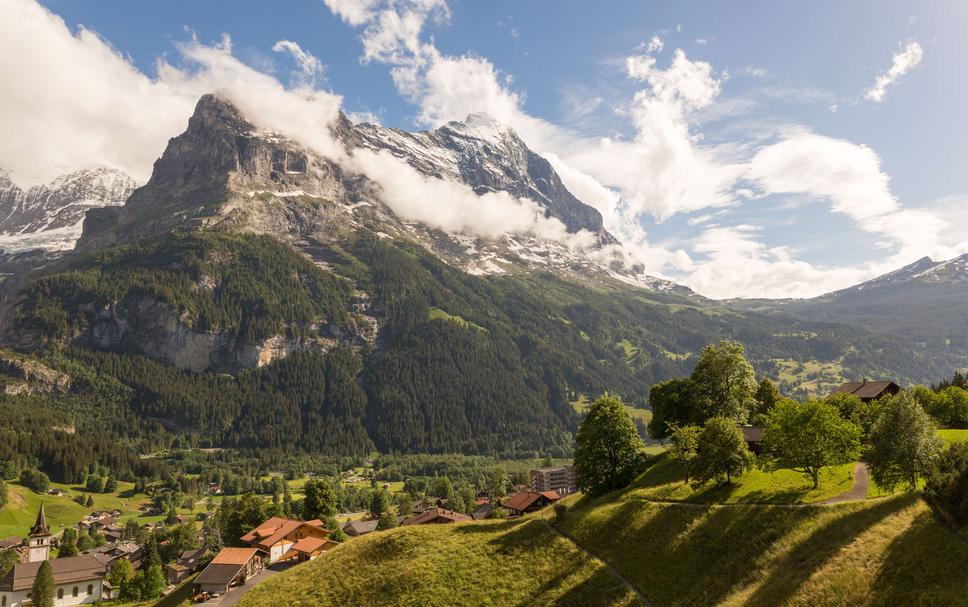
top-left (142, 564), bottom-right (166, 599)
top-left (369, 490), bottom-right (389, 518)
top-left (58, 527), bottom-right (79, 557)
top-left (31, 560), bottom-right (55, 607)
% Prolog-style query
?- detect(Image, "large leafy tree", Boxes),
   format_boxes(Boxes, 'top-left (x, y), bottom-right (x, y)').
top-left (692, 417), bottom-right (754, 485)
top-left (668, 424), bottom-right (701, 484)
top-left (574, 394), bottom-right (645, 495)
top-left (764, 399), bottom-right (861, 488)
top-left (924, 442), bottom-right (968, 527)
top-left (691, 341), bottom-right (758, 422)
top-left (753, 378), bottom-right (782, 418)
top-left (302, 479), bottom-right (338, 520)
top-left (647, 378), bottom-right (699, 440)
top-left (31, 560), bottom-right (55, 607)
top-left (867, 391), bottom-right (943, 491)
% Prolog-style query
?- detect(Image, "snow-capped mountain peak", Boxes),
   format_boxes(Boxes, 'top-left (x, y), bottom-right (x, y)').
top-left (0, 167), bottom-right (136, 252)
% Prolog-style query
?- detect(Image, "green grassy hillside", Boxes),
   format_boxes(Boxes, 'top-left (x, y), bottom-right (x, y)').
top-left (235, 461), bottom-right (968, 607)
top-left (238, 518), bottom-right (638, 607)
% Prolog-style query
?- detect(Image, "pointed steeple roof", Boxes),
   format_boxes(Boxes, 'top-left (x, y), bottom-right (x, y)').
top-left (29, 502), bottom-right (50, 537)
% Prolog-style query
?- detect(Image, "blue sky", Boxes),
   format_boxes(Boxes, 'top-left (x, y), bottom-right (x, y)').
top-left (4, 0), bottom-right (967, 297)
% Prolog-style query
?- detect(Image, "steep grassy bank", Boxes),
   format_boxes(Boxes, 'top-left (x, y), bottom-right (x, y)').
top-left (234, 463), bottom-right (968, 606)
top-left (237, 518), bottom-right (638, 607)
top-left (558, 492), bottom-right (968, 606)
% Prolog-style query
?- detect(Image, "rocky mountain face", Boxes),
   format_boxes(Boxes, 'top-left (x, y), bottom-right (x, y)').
top-left (0, 167), bottom-right (136, 252)
top-left (76, 94), bottom-right (679, 292)
top-left (350, 114), bottom-right (616, 244)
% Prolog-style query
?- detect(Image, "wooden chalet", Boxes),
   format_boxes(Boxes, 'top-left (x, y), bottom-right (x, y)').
top-left (194, 547), bottom-right (263, 597)
top-left (341, 519), bottom-right (380, 537)
top-left (239, 517), bottom-right (334, 564)
top-left (739, 425), bottom-right (764, 454)
top-left (832, 380), bottom-right (900, 402)
top-left (401, 507), bottom-right (471, 526)
top-left (501, 490), bottom-right (561, 517)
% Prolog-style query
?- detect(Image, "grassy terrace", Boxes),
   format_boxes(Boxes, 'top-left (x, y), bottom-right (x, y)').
top-left (237, 518), bottom-right (638, 607)
top-left (625, 453), bottom-right (855, 504)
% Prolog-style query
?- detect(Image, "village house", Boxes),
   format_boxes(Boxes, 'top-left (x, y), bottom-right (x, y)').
top-left (166, 546), bottom-right (210, 585)
top-left (832, 380), bottom-right (901, 402)
top-left (193, 547), bottom-right (263, 598)
top-left (341, 519), bottom-right (379, 537)
top-left (401, 508), bottom-right (471, 526)
top-left (470, 503), bottom-right (495, 520)
top-left (239, 517), bottom-right (334, 564)
top-left (502, 490), bottom-right (561, 517)
top-left (84, 541), bottom-right (143, 572)
top-left (0, 538), bottom-right (20, 551)
top-left (530, 466), bottom-right (577, 495)
top-left (0, 505), bottom-right (108, 607)
top-left (739, 425), bottom-right (764, 454)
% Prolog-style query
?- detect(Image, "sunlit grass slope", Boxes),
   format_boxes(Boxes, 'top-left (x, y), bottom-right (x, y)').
top-left (237, 518), bottom-right (638, 607)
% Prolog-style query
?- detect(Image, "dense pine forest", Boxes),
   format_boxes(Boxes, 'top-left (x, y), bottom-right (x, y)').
top-left (0, 228), bottom-right (952, 487)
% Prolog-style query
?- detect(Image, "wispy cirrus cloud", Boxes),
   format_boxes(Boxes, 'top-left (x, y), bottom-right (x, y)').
top-left (865, 40), bottom-right (923, 103)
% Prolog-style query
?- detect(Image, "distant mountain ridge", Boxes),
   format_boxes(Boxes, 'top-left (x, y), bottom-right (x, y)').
top-left (0, 167), bottom-right (136, 252)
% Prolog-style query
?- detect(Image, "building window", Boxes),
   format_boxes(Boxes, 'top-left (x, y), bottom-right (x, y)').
top-left (58, 588), bottom-right (64, 599)
top-left (73, 586), bottom-right (79, 597)
top-left (2, 594), bottom-right (6, 606)
top-left (88, 584), bottom-right (94, 595)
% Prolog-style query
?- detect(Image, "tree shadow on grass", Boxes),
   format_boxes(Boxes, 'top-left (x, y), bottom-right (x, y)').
top-left (743, 494), bottom-right (917, 607)
top-left (870, 506), bottom-right (968, 606)
top-left (660, 504), bottom-right (815, 606)
top-left (548, 566), bottom-right (639, 607)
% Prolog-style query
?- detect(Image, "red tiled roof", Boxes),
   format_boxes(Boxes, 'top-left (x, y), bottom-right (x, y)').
top-left (211, 547), bottom-right (260, 566)
top-left (290, 537), bottom-right (331, 554)
top-left (502, 490), bottom-right (560, 512)
top-left (240, 517), bottom-right (331, 550)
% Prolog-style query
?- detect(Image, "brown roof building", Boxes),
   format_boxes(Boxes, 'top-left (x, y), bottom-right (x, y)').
top-left (341, 519), bottom-right (380, 537)
top-left (194, 547), bottom-right (263, 597)
top-left (239, 517), bottom-right (332, 564)
top-left (832, 380), bottom-right (901, 402)
top-left (401, 508), bottom-right (471, 526)
top-left (502, 491), bottom-right (561, 516)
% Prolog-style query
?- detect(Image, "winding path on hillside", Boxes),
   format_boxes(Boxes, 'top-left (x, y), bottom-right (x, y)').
top-left (820, 463), bottom-right (869, 505)
top-left (539, 520), bottom-right (653, 607)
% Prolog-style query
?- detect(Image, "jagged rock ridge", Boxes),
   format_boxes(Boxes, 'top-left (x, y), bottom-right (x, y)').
top-left (0, 168), bottom-right (136, 252)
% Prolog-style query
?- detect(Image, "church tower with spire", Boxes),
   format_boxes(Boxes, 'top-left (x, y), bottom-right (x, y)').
top-left (27, 502), bottom-right (51, 562)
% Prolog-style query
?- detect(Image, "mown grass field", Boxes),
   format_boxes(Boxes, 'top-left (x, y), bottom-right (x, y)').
top-left (0, 481), bottom-right (149, 539)
top-left (626, 453), bottom-right (856, 504)
top-left (237, 518), bottom-right (638, 607)
top-left (939, 428), bottom-right (968, 445)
